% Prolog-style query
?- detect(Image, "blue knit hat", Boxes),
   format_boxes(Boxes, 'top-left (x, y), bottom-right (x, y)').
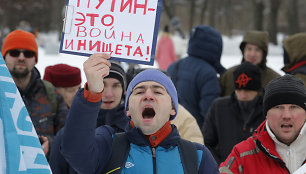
top-left (125, 69), bottom-right (178, 120)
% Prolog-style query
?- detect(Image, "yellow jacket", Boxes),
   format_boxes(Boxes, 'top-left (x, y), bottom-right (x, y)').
top-left (171, 104), bottom-right (204, 145)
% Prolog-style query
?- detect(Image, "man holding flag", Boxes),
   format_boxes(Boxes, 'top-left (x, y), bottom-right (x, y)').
top-left (0, 51), bottom-right (51, 173)
top-left (1, 29), bottom-right (68, 157)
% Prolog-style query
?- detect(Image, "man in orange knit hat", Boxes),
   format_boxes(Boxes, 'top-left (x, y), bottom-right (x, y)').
top-left (1, 30), bottom-right (68, 159)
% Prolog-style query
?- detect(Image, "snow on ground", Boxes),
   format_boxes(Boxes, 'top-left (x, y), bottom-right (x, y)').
top-left (36, 32), bottom-right (285, 86)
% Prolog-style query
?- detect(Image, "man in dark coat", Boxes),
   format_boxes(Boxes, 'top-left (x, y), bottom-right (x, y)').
top-left (202, 62), bottom-right (266, 164)
top-left (1, 29), bottom-right (68, 157)
top-left (167, 25), bottom-right (225, 127)
top-left (220, 30), bottom-right (280, 96)
top-left (49, 62), bottom-right (130, 174)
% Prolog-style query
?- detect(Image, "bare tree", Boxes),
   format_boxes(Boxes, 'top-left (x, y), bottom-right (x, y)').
top-left (51, 0), bottom-right (65, 40)
top-left (162, 0), bottom-right (185, 38)
top-left (0, 0), bottom-right (6, 29)
top-left (189, 0), bottom-right (197, 32)
top-left (251, 0), bottom-right (264, 30)
top-left (268, 0), bottom-right (281, 44)
top-left (208, 0), bottom-right (217, 27)
top-left (287, 0), bottom-right (300, 34)
top-left (200, 0), bottom-right (208, 24)
top-left (162, 0), bottom-right (174, 19)
top-left (2, 0), bottom-right (306, 38)
top-left (224, 0), bottom-right (233, 36)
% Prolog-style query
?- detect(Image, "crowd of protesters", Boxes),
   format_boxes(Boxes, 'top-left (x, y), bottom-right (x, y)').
top-left (1, 22), bottom-right (305, 173)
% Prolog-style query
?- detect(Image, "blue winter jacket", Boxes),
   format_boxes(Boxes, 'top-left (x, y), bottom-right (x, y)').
top-left (49, 104), bottom-right (129, 174)
top-left (61, 89), bottom-right (219, 174)
top-left (167, 25), bottom-right (224, 128)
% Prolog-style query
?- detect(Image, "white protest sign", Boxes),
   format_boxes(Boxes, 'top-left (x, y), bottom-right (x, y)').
top-left (60, 0), bottom-right (163, 65)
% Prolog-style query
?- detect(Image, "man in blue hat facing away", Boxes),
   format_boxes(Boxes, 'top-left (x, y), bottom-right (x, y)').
top-left (61, 53), bottom-right (219, 174)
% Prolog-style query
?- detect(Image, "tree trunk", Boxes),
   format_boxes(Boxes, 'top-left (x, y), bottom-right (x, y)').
top-left (189, 0), bottom-right (196, 32)
top-left (224, 0), bottom-right (233, 36)
top-left (209, 0), bottom-right (217, 27)
top-left (162, 0), bottom-right (185, 38)
top-left (268, 0), bottom-right (280, 45)
top-left (200, 0), bottom-right (208, 24)
top-left (162, 0), bottom-right (174, 19)
top-left (53, 0), bottom-right (65, 40)
top-left (287, 0), bottom-right (300, 35)
top-left (251, 0), bottom-right (264, 30)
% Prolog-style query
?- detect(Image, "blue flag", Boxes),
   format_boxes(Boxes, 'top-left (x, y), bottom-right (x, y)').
top-left (0, 54), bottom-right (52, 174)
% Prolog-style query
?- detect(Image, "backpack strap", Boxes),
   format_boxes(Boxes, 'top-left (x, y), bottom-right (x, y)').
top-left (104, 132), bottom-right (130, 174)
top-left (42, 80), bottom-right (57, 116)
top-left (178, 139), bottom-right (198, 174)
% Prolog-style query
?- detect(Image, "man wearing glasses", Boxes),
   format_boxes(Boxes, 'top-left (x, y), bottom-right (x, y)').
top-left (1, 30), bottom-right (68, 159)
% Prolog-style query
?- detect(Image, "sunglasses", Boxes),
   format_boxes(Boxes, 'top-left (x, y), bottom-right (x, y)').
top-left (8, 50), bottom-right (35, 58)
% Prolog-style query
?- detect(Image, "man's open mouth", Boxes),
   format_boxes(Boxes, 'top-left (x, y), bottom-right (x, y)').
top-left (103, 101), bottom-right (113, 104)
top-left (281, 124), bottom-right (292, 128)
top-left (142, 106), bottom-right (155, 119)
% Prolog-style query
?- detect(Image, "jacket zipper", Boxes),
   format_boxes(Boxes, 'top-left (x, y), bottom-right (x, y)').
top-left (257, 140), bottom-right (290, 173)
top-left (152, 147), bottom-right (156, 174)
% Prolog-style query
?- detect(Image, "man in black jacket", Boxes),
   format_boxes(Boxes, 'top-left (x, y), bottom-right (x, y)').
top-left (202, 62), bottom-right (266, 164)
top-left (49, 61), bottom-right (130, 174)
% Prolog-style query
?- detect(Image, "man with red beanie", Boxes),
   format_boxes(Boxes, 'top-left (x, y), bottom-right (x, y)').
top-left (44, 64), bottom-right (82, 108)
top-left (1, 30), bottom-right (68, 158)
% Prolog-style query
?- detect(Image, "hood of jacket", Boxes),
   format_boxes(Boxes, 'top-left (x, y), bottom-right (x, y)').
top-left (240, 30), bottom-right (269, 69)
top-left (282, 33), bottom-right (306, 72)
top-left (187, 25), bottom-right (225, 74)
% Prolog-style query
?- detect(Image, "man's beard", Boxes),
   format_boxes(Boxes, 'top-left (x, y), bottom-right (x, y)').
top-left (10, 67), bottom-right (30, 79)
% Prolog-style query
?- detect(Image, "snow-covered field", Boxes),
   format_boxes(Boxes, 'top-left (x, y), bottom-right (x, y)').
top-left (36, 33), bottom-right (285, 86)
